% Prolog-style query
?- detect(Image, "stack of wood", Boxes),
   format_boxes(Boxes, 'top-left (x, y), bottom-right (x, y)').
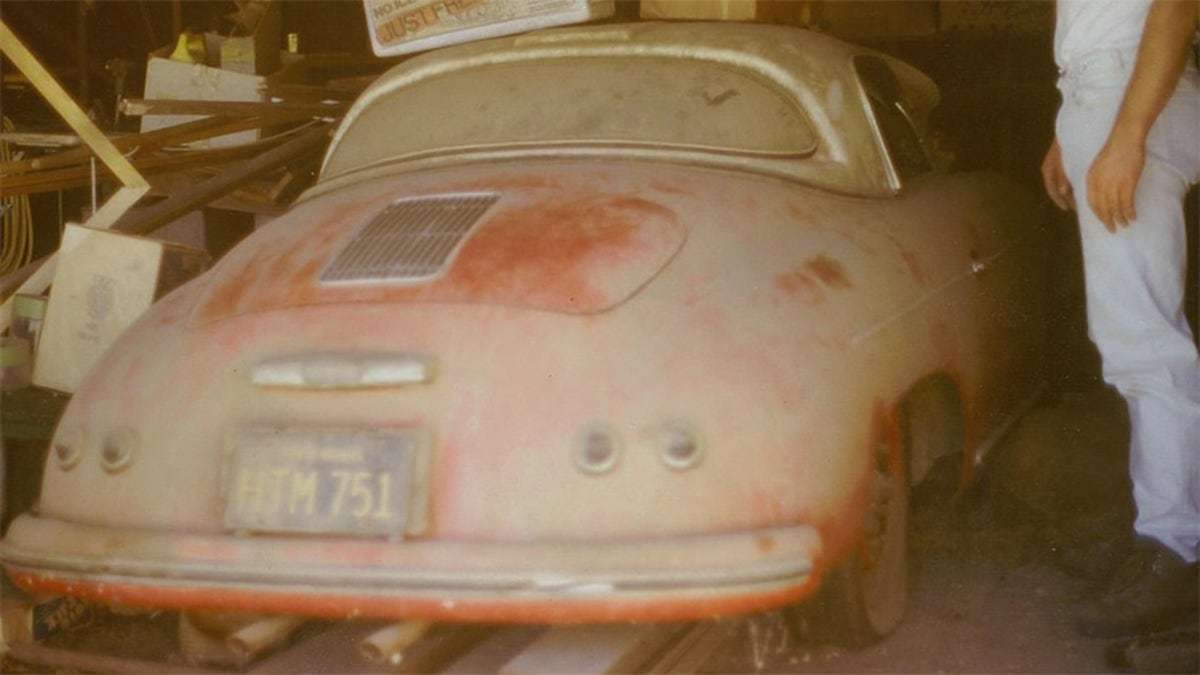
top-left (0, 89), bottom-right (360, 221)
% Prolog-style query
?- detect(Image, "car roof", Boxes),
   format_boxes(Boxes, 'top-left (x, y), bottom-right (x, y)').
top-left (315, 21), bottom-right (939, 198)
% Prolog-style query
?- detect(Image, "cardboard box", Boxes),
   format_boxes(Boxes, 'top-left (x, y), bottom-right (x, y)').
top-left (363, 0), bottom-right (615, 57)
top-left (140, 57), bottom-right (264, 147)
top-left (32, 225), bottom-right (208, 394)
top-left (140, 51), bottom-right (304, 148)
top-left (939, 0), bottom-right (1052, 32)
top-left (639, 0), bottom-right (816, 24)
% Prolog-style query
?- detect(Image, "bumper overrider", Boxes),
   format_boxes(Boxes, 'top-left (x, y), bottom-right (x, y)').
top-left (2, 516), bottom-right (821, 623)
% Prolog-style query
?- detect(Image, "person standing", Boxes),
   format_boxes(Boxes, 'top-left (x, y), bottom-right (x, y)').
top-left (1041, 0), bottom-right (1199, 638)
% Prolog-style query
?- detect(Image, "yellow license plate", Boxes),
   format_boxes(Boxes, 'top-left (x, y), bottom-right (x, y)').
top-left (223, 428), bottom-right (416, 536)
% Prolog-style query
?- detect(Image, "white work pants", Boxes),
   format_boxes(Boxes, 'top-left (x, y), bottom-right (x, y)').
top-left (1056, 49), bottom-right (1200, 562)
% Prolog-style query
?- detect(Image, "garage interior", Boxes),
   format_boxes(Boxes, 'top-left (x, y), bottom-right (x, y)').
top-left (0, 0), bottom-right (1197, 672)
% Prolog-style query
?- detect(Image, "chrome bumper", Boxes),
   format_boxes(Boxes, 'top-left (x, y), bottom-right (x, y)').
top-left (2, 515), bottom-right (821, 622)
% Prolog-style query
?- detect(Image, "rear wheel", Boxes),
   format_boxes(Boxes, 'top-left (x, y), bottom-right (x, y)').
top-left (789, 419), bottom-right (910, 647)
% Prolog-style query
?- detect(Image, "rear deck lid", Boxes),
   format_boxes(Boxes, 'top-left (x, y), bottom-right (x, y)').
top-left (195, 185), bottom-right (684, 324)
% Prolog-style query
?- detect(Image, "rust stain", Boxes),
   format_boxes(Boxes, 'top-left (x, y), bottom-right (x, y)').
top-left (774, 255), bottom-right (853, 305)
top-left (774, 268), bottom-right (825, 304)
top-left (804, 254), bottom-right (853, 290)
top-left (442, 196), bottom-right (653, 308)
top-left (883, 232), bottom-right (926, 285)
top-left (199, 192), bottom-right (678, 321)
top-left (8, 571), bottom-right (818, 624)
top-left (785, 201), bottom-right (817, 224)
top-left (898, 246), bottom-right (927, 284)
top-left (755, 534), bottom-right (777, 554)
top-left (650, 179), bottom-right (692, 196)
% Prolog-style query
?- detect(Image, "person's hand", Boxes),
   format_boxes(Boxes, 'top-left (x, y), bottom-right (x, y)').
top-left (1087, 130), bottom-right (1145, 232)
top-left (1041, 139), bottom-right (1076, 211)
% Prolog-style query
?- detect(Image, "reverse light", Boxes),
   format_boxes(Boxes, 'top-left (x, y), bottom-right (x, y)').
top-left (655, 421), bottom-right (705, 471)
top-left (251, 353), bottom-right (437, 389)
top-left (575, 425), bottom-right (622, 476)
top-left (53, 428), bottom-right (86, 470)
top-left (101, 428), bottom-right (138, 473)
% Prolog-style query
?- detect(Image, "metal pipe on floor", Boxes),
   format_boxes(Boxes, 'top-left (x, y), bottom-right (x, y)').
top-left (226, 615), bottom-right (304, 666)
top-left (357, 620), bottom-right (432, 666)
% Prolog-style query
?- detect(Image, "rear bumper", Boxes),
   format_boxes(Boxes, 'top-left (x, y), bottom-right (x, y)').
top-left (2, 515), bottom-right (821, 623)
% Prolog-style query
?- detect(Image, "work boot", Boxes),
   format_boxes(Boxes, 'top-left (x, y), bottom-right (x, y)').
top-left (1074, 537), bottom-right (1199, 639)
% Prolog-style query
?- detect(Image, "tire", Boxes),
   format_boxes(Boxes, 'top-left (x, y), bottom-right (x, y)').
top-left (789, 418), bottom-right (910, 647)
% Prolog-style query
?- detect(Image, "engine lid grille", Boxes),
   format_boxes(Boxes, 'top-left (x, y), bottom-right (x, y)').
top-left (320, 192), bottom-right (499, 284)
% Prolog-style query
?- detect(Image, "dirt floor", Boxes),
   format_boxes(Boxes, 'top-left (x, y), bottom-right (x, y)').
top-left (704, 385), bottom-right (1198, 674)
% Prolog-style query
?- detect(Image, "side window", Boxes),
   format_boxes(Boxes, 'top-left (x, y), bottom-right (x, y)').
top-left (854, 56), bottom-right (933, 183)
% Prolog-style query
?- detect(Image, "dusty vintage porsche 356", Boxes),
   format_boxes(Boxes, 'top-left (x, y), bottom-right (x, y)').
top-left (3, 21), bottom-right (1048, 644)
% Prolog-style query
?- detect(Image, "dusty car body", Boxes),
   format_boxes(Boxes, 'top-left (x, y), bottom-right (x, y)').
top-left (3, 22), bottom-right (1048, 641)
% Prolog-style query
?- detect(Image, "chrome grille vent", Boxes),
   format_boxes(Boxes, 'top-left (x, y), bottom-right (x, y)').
top-left (321, 192), bottom-right (499, 283)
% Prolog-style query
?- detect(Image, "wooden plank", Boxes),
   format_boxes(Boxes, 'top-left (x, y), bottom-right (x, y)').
top-left (643, 619), bottom-right (738, 674)
top-left (0, 20), bottom-right (146, 190)
top-left (250, 620), bottom-right (386, 674)
top-left (388, 624), bottom-right (496, 673)
top-left (111, 123), bottom-right (332, 237)
top-left (1, 117), bottom-right (279, 177)
top-left (497, 624), bottom-right (685, 675)
top-left (18, 116), bottom-right (238, 173)
top-left (1, 131), bottom-right (295, 197)
top-left (120, 99), bottom-right (347, 120)
top-left (0, 19), bottom-right (150, 334)
top-left (0, 132), bottom-right (81, 148)
top-left (262, 82), bottom-right (364, 102)
top-left (442, 626), bottom-right (546, 674)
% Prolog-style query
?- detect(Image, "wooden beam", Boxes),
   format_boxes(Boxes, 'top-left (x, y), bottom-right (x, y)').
top-left (0, 20), bottom-right (147, 191)
top-left (120, 99), bottom-right (347, 119)
top-left (111, 123), bottom-right (332, 237)
top-left (0, 19), bottom-right (151, 333)
top-left (0, 124), bottom-right (322, 197)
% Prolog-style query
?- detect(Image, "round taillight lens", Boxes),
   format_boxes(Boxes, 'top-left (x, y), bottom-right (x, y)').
top-left (101, 428), bottom-right (138, 473)
top-left (658, 422), bottom-right (704, 471)
top-left (54, 428), bottom-right (86, 470)
top-left (575, 426), bottom-right (621, 475)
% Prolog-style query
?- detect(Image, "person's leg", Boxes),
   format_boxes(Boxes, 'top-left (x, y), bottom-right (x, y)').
top-left (1057, 68), bottom-right (1200, 638)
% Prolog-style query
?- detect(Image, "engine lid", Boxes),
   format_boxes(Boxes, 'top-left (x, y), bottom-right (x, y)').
top-left (195, 185), bottom-right (685, 323)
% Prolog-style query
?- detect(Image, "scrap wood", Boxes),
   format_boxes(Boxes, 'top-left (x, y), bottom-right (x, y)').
top-left (0, 18), bottom-right (149, 332)
top-left (2, 111), bottom-right (328, 184)
top-left (261, 82), bottom-right (364, 102)
top-left (0, 122), bottom-right (323, 197)
top-left (1, 115), bottom-right (234, 176)
top-left (120, 98), bottom-right (347, 120)
top-left (0, 131), bottom-right (81, 148)
top-left (0, 21), bottom-right (146, 193)
top-left (111, 122), bottom-right (332, 238)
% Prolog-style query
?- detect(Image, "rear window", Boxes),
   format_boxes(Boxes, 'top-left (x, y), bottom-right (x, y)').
top-left (323, 57), bottom-right (818, 178)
